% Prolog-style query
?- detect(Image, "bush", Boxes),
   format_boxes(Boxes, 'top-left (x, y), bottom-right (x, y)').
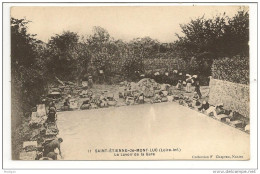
top-left (212, 55), bottom-right (249, 85)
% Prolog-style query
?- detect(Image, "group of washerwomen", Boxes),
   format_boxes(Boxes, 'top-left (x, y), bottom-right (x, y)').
top-left (152, 75), bottom-right (228, 119)
top-left (177, 81), bottom-right (235, 120)
top-left (155, 74), bottom-right (203, 103)
top-left (62, 76), bottom-right (103, 110)
top-left (37, 98), bottom-right (63, 160)
top-left (80, 90), bottom-right (117, 109)
top-left (180, 93), bottom-right (235, 120)
top-left (120, 75), bottom-right (202, 105)
top-left (176, 74), bottom-right (202, 99)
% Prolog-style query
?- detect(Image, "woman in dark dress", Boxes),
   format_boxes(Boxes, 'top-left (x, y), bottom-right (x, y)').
top-left (194, 78), bottom-right (202, 99)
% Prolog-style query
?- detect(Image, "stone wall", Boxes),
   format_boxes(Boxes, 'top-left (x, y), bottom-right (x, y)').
top-left (208, 78), bottom-right (250, 118)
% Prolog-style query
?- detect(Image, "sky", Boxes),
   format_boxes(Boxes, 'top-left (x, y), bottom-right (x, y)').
top-left (11, 6), bottom-right (244, 43)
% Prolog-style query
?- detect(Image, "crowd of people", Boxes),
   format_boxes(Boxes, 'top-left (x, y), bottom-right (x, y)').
top-left (175, 74), bottom-right (202, 98)
top-left (117, 75), bottom-right (241, 125)
top-left (55, 73), bottom-right (204, 111)
top-left (32, 96), bottom-right (63, 160)
top-left (32, 73), bottom-right (244, 160)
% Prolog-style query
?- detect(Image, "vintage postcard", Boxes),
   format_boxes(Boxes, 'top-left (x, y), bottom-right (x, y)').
top-left (10, 5), bottom-right (250, 161)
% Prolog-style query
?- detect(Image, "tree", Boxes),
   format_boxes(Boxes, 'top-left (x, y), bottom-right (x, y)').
top-left (11, 17), bottom-right (46, 108)
top-left (87, 26), bottom-right (110, 52)
top-left (85, 27), bottom-right (117, 82)
top-left (129, 37), bottom-right (160, 59)
top-left (223, 9), bottom-right (249, 57)
top-left (174, 9), bottom-right (249, 77)
top-left (176, 14), bottom-right (226, 59)
top-left (11, 18), bottom-right (47, 159)
top-left (46, 31), bottom-right (80, 81)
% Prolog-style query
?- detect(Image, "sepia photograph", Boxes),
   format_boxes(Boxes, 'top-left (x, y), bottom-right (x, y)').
top-left (9, 4), bottom-right (251, 162)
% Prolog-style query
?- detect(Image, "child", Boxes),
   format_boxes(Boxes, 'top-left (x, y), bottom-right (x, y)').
top-left (88, 76), bottom-right (93, 89)
top-left (176, 80), bottom-right (182, 90)
top-left (137, 92), bottom-right (145, 104)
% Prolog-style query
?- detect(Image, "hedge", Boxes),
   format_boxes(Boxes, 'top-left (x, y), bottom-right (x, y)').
top-left (211, 55), bottom-right (249, 85)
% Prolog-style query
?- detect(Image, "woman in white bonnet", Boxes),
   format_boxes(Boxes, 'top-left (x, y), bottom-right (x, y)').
top-left (186, 74), bottom-right (192, 93)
